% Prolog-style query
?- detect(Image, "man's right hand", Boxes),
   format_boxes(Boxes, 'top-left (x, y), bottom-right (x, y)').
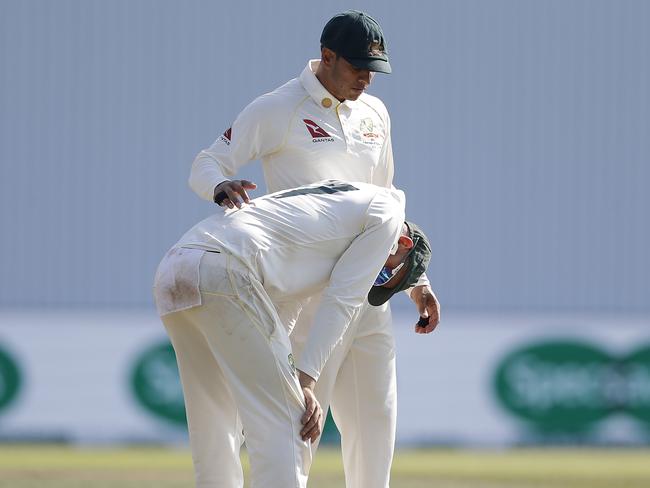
top-left (213, 180), bottom-right (258, 208)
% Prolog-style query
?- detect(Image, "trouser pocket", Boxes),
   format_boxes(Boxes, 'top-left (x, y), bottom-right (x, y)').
top-left (197, 250), bottom-right (237, 297)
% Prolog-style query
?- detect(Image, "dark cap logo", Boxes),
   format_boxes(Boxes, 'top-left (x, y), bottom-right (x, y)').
top-left (368, 40), bottom-right (385, 56)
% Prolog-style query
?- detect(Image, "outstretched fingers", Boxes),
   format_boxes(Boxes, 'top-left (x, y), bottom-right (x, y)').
top-left (214, 180), bottom-right (258, 208)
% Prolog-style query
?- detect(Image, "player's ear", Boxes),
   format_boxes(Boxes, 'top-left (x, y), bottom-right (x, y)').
top-left (321, 47), bottom-right (336, 67)
top-left (398, 235), bottom-right (414, 250)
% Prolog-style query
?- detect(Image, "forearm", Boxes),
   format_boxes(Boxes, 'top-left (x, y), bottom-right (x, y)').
top-left (295, 297), bottom-right (362, 380)
top-left (189, 152), bottom-right (229, 201)
top-left (405, 272), bottom-right (431, 298)
top-left (297, 370), bottom-right (316, 390)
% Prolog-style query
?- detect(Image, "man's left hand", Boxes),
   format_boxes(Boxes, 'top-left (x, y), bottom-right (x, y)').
top-left (410, 285), bottom-right (440, 334)
top-left (297, 370), bottom-right (323, 442)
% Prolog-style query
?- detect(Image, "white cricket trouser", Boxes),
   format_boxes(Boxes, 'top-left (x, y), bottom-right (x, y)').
top-left (161, 251), bottom-right (311, 488)
top-left (290, 298), bottom-right (397, 488)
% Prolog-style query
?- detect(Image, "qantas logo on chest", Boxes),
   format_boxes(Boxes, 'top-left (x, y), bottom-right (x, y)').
top-left (303, 119), bottom-right (334, 142)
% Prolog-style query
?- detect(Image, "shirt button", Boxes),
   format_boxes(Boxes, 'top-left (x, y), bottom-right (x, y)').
top-left (321, 98), bottom-right (332, 108)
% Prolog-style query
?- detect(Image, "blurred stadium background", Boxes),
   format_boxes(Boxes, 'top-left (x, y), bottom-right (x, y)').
top-left (1, 0), bottom-right (649, 485)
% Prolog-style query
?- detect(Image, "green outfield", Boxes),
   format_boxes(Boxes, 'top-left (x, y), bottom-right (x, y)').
top-left (0, 445), bottom-right (649, 487)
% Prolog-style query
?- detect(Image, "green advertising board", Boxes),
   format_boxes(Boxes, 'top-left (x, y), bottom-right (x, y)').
top-left (494, 340), bottom-right (650, 432)
top-left (131, 341), bottom-right (186, 426)
top-left (0, 344), bottom-right (21, 413)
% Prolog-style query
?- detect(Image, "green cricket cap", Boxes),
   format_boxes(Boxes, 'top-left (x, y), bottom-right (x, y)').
top-left (320, 10), bottom-right (392, 74)
top-left (368, 221), bottom-right (431, 306)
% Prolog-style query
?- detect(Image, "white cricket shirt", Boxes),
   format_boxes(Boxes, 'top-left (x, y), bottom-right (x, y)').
top-left (188, 58), bottom-right (429, 294)
top-left (166, 181), bottom-right (405, 380)
top-left (189, 60), bottom-right (394, 197)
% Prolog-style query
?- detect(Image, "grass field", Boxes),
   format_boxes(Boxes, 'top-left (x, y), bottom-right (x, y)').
top-left (0, 445), bottom-right (649, 487)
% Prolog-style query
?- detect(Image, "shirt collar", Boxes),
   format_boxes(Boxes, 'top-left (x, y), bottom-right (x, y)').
top-left (299, 59), bottom-right (360, 111)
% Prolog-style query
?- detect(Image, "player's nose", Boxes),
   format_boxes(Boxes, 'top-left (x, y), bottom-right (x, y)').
top-left (359, 70), bottom-right (371, 86)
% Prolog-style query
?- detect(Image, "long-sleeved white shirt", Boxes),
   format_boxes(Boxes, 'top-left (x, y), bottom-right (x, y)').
top-left (170, 181), bottom-right (405, 380)
top-left (189, 60), bottom-right (394, 198)
top-left (188, 59), bottom-right (429, 292)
